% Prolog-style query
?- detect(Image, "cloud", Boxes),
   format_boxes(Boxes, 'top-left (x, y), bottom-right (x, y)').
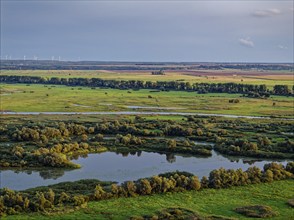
top-left (278, 45), bottom-right (288, 50)
top-left (252, 8), bottom-right (281, 17)
top-left (239, 38), bottom-right (254, 48)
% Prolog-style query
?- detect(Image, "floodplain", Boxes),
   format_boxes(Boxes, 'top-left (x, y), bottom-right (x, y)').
top-left (0, 65), bottom-right (293, 219)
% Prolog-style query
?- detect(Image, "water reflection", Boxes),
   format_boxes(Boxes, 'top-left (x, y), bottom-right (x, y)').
top-left (113, 150), bottom-right (144, 158)
top-left (39, 169), bottom-right (65, 180)
top-left (1, 168), bottom-right (66, 180)
top-left (70, 153), bottom-right (88, 160)
top-left (166, 153), bottom-right (176, 163)
top-left (1, 150), bottom-right (289, 191)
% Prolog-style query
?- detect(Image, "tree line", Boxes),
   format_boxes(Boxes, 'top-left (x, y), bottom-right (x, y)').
top-left (0, 162), bottom-right (293, 217)
top-left (1, 75), bottom-right (293, 96)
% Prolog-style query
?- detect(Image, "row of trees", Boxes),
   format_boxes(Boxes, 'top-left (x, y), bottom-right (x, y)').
top-left (0, 145), bottom-right (80, 168)
top-left (0, 188), bottom-right (87, 216)
top-left (12, 123), bottom-right (90, 143)
top-left (215, 137), bottom-right (294, 159)
top-left (9, 121), bottom-right (204, 143)
top-left (1, 162), bottom-right (293, 216)
top-left (95, 162), bottom-right (293, 200)
top-left (1, 75), bottom-right (293, 96)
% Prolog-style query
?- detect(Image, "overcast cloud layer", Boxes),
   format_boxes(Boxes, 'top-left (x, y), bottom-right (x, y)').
top-left (1, 1), bottom-right (293, 62)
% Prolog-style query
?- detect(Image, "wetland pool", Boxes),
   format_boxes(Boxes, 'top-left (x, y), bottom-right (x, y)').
top-left (0, 150), bottom-right (288, 191)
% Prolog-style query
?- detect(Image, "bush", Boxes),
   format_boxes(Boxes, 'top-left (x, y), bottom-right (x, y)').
top-left (286, 162), bottom-right (294, 174)
top-left (130, 207), bottom-right (201, 220)
top-left (229, 99), bottom-right (240, 103)
top-left (235, 205), bottom-right (277, 218)
top-left (287, 199), bottom-right (294, 208)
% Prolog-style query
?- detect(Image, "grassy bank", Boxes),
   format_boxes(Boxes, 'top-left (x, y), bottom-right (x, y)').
top-left (3, 179), bottom-right (293, 220)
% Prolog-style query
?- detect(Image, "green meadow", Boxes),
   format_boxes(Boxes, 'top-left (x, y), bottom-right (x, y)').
top-left (1, 83), bottom-right (293, 117)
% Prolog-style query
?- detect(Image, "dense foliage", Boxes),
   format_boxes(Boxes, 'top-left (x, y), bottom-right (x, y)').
top-left (1, 116), bottom-right (293, 169)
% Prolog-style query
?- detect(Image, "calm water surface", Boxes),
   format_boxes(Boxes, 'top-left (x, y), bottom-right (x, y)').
top-left (0, 150), bottom-right (288, 191)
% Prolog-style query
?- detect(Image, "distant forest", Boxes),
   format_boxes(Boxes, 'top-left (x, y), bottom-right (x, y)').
top-left (0, 60), bottom-right (293, 71)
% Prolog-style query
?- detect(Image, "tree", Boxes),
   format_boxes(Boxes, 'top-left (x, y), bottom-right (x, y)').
top-left (45, 189), bottom-right (55, 204)
top-left (81, 134), bottom-right (88, 141)
top-left (58, 192), bottom-right (70, 205)
top-left (94, 185), bottom-right (107, 200)
top-left (196, 128), bottom-right (203, 136)
top-left (262, 170), bottom-right (274, 182)
top-left (139, 179), bottom-right (152, 195)
top-left (200, 176), bottom-right (209, 188)
top-left (167, 139), bottom-right (177, 150)
top-left (124, 181), bottom-right (137, 197)
top-left (246, 167), bottom-right (262, 184)
top-left (12, 146), bottom-right (24, 158)
top-left (95, 134), bottom-right (104, 141)
top-left (189, 176), bottom-right (201, 190)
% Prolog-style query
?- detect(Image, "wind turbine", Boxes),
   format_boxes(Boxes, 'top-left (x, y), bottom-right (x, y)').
top-left (24, 55), bottom-right (26, 61)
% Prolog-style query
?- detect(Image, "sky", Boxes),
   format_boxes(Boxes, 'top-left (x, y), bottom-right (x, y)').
top-left (1, 0), bottom-right (293, 62)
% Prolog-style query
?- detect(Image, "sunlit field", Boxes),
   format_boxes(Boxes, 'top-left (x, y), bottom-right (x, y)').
top-left (1, 83), bottom-right (293, 117)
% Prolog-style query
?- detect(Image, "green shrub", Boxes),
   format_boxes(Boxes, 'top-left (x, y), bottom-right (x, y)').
top-left (287, 199), bottom-right (294, 208)
top-left (235, 205), bottom-right (277, 218)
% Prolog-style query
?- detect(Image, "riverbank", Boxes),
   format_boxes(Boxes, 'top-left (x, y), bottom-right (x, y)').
top-left (2, 179), bottom-right (293, 219)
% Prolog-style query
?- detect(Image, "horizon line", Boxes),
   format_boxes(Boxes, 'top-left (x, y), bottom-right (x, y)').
top-left (0, 59), bottom-right (293, 64)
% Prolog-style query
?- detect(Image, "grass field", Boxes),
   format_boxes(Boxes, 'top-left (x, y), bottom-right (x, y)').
top-left (1, 83), bottom-right (293, 117)
top-left (1, 69), bottom-right (293, 88)
top-left (4, 180), bottom-right (293, 220)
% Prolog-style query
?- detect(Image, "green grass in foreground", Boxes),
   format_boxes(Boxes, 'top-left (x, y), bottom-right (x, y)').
top-left (1, 83), bottom-right (293, 117)
top-left (4, 180), bottom-right (294, 220)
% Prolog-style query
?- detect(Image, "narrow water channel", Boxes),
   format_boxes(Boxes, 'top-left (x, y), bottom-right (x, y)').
top-left (0, 111), bottom-right (274, 119)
